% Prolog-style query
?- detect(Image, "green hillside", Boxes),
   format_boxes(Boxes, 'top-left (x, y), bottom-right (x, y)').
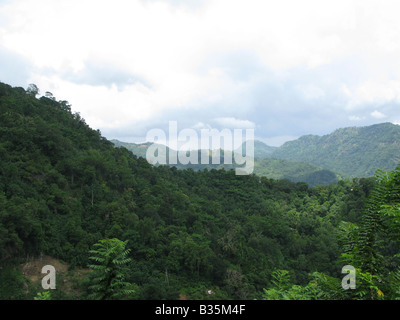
top-left (1, 81), bottom-right (400, 301)
top-left (253, 158), bottom-right (338, 186)
top-left (271, 123), bottom-right (400, 177)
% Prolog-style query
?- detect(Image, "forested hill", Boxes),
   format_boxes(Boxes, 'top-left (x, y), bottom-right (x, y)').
top-left (1, 81), bottom-right (399, 301)
top-left (271, 123), bottom-right (400, 177)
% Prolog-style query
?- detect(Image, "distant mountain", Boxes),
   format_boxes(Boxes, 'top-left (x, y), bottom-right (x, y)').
top-left (112, 139), bottom-right (277, 160)
top-left (111, 140), bottom-right (238, 171)
top-left (236, 140), bottom-right (277, 158)
top-left (238, 140), bottom-right (339, 185)
top-left (271, 122), bottom-right (400, 177)
top-left (110, 140), bottom-right (155, 159)
top-left (111, 139), bottom-right (339, 186)
top-left (112, 121), bottom-right (400, 185)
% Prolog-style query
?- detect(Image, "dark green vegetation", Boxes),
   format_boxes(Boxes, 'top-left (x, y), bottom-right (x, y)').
top-left (253, 158), bottom-right (338, 186)
top-left (0, 81), bottom-right (399, 300)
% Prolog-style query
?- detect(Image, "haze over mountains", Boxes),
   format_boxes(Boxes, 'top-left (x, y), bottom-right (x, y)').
top-left (112, 122), bottom-right (400, 186)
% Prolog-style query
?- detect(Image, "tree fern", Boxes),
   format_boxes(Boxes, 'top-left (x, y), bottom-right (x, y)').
top-left (338, 165), bottom-right (400, 299)
top-left (87, 238), bottom-right (136, 300)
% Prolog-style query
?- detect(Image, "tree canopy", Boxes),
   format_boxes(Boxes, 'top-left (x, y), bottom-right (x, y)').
top-left (0, 81), bottom-right (398, 300)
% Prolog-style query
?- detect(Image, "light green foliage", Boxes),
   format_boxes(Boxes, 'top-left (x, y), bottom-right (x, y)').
top-left (262, 270), bottom-right (350, 300)
top-left (262, 270), bottom-right (318, 300)
top-left (87, 238), bottom-right (136, 300)
top-left (34, 291), bottom-right (51, 300)
top-left (338, 166), bottom-right (400, 299)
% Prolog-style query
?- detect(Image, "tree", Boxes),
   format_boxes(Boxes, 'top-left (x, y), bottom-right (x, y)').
top-left (44, 91), bottom-right (55, 100)
top-left (87, 238), bottom-right (136, 300)
top-left (26, 84), bottom-right (39, 97)
top-left (261, 269), bottom-right (343, 300)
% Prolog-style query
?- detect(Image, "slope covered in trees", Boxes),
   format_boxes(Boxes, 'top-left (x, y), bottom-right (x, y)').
top-left (0, 81), bottom-right (399, 300)
top-left (271, 123), bottom-right (400, 177)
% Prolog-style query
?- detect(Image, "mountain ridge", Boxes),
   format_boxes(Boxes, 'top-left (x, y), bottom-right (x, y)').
top-left (111, 122), bottom-right (400, 184)
top-left (110, 139), bottom-right (340, 186)
top-left (271, 122), bottom-right (400, 177)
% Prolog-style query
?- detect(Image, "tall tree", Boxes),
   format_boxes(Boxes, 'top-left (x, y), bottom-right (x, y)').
top-left (26, 83), bottom-right (39, 97)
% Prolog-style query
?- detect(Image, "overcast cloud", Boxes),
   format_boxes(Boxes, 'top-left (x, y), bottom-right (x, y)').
top-left (1, 0), bottom-right (400, 147)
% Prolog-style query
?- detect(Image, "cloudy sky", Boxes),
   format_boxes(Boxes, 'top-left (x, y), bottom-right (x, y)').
top-left (1, 0), bottom-right (400, 147)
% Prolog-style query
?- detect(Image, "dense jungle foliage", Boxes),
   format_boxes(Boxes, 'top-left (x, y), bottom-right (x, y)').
top-left (0, 82), bottom-right (399, 300)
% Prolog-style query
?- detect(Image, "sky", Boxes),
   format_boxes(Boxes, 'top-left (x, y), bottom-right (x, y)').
top-left (1, 0), bottom-right (400, 147)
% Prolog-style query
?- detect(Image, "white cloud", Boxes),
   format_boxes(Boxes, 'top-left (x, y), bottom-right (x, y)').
top-left (296, 84), bottom-right (325, 100)
top-left (212, 117), bottom-right (255, 129)
top-left (343, 80), bottom-right (400, 111)
top-left (1, 0), bottom-right (384, 84)
top-left (371, 110), bottom-right (387, 119)
top-left (191, 122), bottom-right (210, 130)
top-left (2, 0), bottom-right (400, 140)
top-left (348, 115), bottom-right (364, 121)
top-left (33, 74), bottom-right (160, 128)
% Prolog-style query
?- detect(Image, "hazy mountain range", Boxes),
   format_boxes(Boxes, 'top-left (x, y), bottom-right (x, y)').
top-left (111, 122), bottom-right (400, 186)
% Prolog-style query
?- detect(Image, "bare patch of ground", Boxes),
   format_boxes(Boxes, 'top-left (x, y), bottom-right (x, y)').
top-left (19, 255), bottom-right (91, 297)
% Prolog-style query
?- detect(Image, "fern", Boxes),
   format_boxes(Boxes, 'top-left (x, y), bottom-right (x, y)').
top-left (338, 165), bottom-right (400, 299)
top-left (87, 238), bottom-right (136, 300)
